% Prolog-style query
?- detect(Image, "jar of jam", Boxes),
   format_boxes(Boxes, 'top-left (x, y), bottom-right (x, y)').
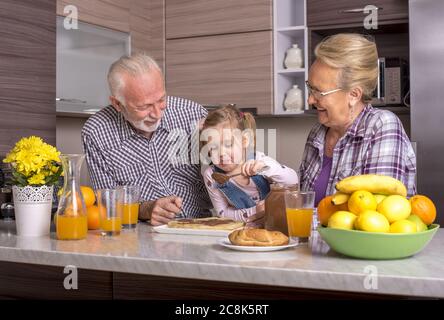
top-left (264, 183), bottom-right (299, 236)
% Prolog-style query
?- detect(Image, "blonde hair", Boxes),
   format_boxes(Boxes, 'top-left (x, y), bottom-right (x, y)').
top-left (107, 52), bottom-right (162, 102)
top-left (201, 104), bottom-right (257, 152)
top-left (314, 33), bottom-right (378, 102)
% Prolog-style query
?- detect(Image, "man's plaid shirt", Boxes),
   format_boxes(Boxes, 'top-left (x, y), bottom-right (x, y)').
top-left (81, 96), bottom-right (212, 218)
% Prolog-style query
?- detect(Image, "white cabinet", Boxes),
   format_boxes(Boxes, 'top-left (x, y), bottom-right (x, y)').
top-left (273, 0), bottom-right (308, 115)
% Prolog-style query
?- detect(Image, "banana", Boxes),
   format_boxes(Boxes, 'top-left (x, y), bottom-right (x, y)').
top-left (331, 192), bottom-right (350, 205)
top-left (335, 174), bottom-right (407, 197)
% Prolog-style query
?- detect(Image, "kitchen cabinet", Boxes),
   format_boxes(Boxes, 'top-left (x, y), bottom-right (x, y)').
top-left (57, 0), bottom-right (165, 69)
top-left (0, 0), bottom-right (56, 157)
top-left (165, 0), bottom-right (274, 114)
top-left (0, 260), bottom-right (406, 299)
top-left (309, 23), bottom-right (410, 65)
top-left (307, 0), bottom-right (408, 27)
top-left (166, 0), bottom-right (272, 39)
top-left (57, 0), bottom-right (130, 32)
top-left (0, 222), bottom-right (443, 299)
top-left (129, 0), bottom-right (165, 68)
top-left (166, 31), bottom-right (273, 114)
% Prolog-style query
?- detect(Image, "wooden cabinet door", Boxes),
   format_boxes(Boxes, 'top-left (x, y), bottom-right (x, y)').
top-left (166, 31), bottom-right (273, 115)
top-left (166, 0), bottom-right (272, 39)
top-left (130, 0), bottom-right (165, 70)
top-left (307, 0), bottom-right (408, 27)
top-left (0, 0), bottom-right (56, 156)
top-left (57, 0), bottom-right (130, 32)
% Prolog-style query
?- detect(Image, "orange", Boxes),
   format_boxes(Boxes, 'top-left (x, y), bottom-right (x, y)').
top-left (86, 205), bottom-right (101, 230)
top-left (409, 195), bottom-right (436, 225)
top-left (317, 195), bottom-right (349, 226)
top-left (81, 186), bottom-right (96, 207)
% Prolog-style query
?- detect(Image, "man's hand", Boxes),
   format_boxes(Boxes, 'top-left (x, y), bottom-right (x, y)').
top-left (241, 160), bottom-right (266, 177)
top-left (148, 196), bottom-right (183, 226)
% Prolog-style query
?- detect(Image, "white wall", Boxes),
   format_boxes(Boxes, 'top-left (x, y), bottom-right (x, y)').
top-left (56, 116), bottom-right (91, 186)
top-left (255, 116), bottom-right (317, 171)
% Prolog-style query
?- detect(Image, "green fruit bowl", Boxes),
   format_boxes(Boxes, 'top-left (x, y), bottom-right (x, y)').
top-left (317, 224), bottom-right (440, 260)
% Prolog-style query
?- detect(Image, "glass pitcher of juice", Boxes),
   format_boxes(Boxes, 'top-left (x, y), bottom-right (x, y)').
top-left (56, 154), bottom-right (88, 240)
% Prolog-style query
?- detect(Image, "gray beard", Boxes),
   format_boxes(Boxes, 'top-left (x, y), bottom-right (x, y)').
top-left (130, 119), bottom-right (160, 133)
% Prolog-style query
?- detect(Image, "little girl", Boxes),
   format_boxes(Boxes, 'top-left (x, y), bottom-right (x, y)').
top-left (201, 105), bottom-right (299, 223)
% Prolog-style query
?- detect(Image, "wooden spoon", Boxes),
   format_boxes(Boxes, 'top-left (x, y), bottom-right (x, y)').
top-left (211, 166), bottom-right (270, 184)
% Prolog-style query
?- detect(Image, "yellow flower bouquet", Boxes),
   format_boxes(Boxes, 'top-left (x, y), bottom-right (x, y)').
top-left (3, 136), bottom-right (62, 187)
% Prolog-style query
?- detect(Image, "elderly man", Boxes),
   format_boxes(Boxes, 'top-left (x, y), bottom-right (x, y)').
top-left (82, 53), bottom-right (212, 225)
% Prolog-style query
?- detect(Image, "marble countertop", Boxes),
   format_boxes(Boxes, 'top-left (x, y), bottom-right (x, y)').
top-left (0, 220), bottom-right (443, 298)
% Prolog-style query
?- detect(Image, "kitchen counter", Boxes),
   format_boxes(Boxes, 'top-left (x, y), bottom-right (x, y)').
top-left (0, 220), bottom-right (443, 299)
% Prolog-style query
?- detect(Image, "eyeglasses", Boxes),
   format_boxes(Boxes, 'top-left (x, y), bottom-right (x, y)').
top-left (305, 81), bottom-right (342, 100)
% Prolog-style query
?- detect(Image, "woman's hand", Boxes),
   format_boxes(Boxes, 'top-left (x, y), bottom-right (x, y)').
top-left (241, 160), bottom-right (266, 177)
top-left (246, 200), bottom-right (266, 228)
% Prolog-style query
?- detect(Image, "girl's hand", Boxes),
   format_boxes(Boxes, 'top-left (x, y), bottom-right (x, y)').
top-left (241, 160), bottom-right (266, 177)
top-left (246, 201), bottom-right (266, 228)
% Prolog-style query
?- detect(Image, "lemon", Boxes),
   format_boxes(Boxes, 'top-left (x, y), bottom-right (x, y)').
top-left (348, 190), bottom-right (377, 215)
top-left (377, 195), bottom-right (411, 223)
top-left (356, 210), bottom-right (390, 233)
top-left (389, 219), bottom-right (417, 233)
top-left (374, 194), bottom-right (387, 205)
top-left (406, 215), bottom-right (427, 232)
top-left (327, 211), bottom-right (357, 230)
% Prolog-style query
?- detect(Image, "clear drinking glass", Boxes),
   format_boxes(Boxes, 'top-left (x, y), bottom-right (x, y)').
top-left (117, 185), bottom-right (140, 230)
top-left (284, 191), bottom-right (315, 244)
top-left (96, 189), bottom-right (122, 236)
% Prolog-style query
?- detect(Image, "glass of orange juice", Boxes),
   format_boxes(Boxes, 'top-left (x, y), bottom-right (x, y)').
top-left (96, 189), bottom-right (122, 237)
top-left (117, 185), bottom-right (140, 230)
top-left (284, 191), bottom-right (315, 244)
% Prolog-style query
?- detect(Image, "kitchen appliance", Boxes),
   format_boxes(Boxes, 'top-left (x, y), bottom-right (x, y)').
top-left (56, 16), bottom-right (130, 115)
top-left (410, 0), bottom-right (444, 226)
top-left (371, 57), bottom-right (409, 106)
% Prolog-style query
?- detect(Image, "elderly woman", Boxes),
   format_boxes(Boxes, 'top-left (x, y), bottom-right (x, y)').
top-left (299, 33), bottom-right (416, 205)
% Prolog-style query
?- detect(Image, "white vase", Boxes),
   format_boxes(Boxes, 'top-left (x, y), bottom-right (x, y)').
top-left (12, 185), bottom-right (54, 237)
top-left (284, 85), bottom-right (304, 112)
top-left (284, 44), bottom-right (303, 69)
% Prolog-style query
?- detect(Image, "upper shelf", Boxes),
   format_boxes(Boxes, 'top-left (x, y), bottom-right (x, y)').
top-left (276, 26), bottom-right (305, 32)
top-left (275, 0), bottom-right (305, 29)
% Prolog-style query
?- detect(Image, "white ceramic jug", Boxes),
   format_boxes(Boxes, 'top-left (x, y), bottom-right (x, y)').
top-left (284, 85), bottom-right (304, 112)
top-left (284, 44), bottom-right (303, 69)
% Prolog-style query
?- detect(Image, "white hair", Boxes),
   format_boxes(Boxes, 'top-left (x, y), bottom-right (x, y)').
top-left (107, 53), bottom-right (162, 103)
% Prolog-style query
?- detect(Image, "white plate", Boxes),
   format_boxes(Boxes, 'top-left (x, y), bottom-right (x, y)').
top-left (218, 238), bottom-right (299, 252)
top-left (153, 224), bottom-right (235, 237)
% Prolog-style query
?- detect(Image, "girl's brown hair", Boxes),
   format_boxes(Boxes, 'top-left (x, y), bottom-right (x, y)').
top-left (201, 104), bottom-right (257, 156)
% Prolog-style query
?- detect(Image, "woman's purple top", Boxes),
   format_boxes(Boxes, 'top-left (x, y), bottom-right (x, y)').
top-left (314, 154), bottom-right (333, 206)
